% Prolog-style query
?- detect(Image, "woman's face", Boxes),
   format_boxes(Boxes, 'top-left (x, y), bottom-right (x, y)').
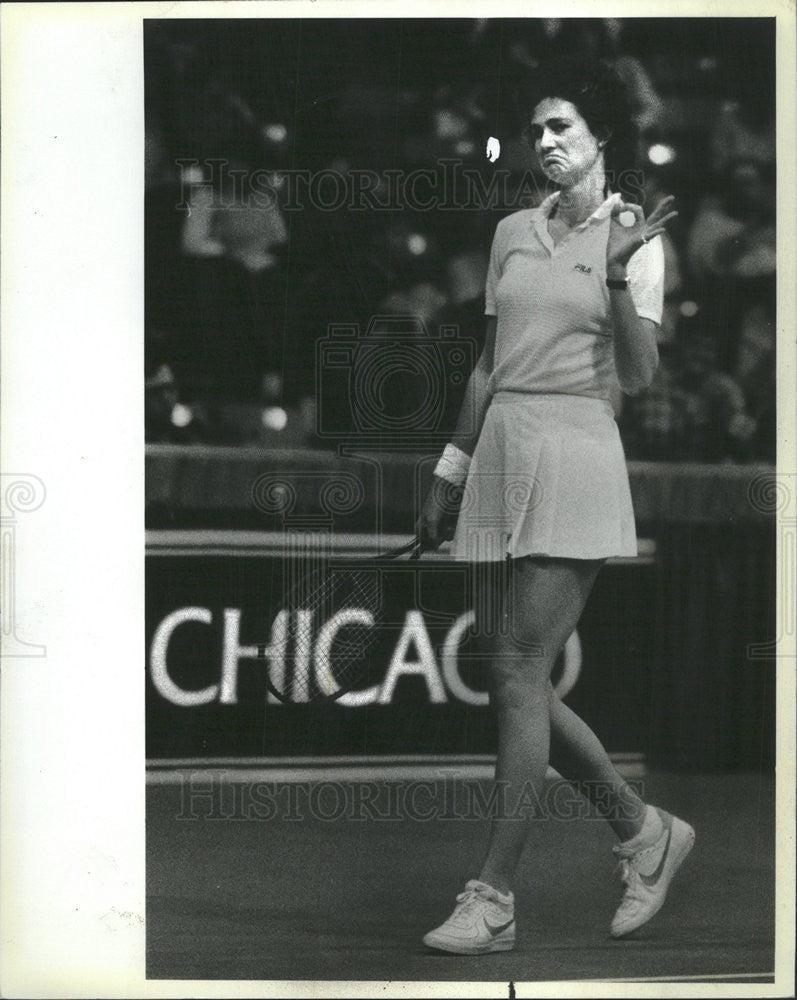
top-left (530, 97), bottom-right (603, 186)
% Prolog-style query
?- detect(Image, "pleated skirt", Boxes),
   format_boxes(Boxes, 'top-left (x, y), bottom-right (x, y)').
top-left (451, 391), bottom-right (638, 562)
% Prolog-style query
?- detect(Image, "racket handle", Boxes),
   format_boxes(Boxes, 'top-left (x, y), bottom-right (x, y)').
top-left (380, 536), bottom-right (424, 560)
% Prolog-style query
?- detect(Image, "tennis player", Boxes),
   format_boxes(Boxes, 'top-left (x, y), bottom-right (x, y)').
top-left (420, 56), bottom-right (694, 954)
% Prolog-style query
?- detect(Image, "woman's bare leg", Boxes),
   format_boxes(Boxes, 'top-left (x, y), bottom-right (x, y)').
top-left (476, 556), bottom-right (603, 894)
top-left (549, 686), bottom-right (646, 842)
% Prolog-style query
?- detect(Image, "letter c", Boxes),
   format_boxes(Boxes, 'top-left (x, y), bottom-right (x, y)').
top-left (150, 607), bottom-right (217, 706)
top-left (441, 611), bottom-right (488, 706)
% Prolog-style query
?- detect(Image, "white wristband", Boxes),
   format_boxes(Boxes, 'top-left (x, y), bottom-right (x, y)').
top-left (433, 443), bottom-right (471, 486)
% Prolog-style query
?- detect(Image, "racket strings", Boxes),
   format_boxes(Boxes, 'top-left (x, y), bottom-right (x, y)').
top-left (264, 539), bottom-right (421, 703)
top-left (277, 565), bottom-right (388, 699)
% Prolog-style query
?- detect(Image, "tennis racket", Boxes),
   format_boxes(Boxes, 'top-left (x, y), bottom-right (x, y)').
top-left (258, 536), bottom-right (423, 704)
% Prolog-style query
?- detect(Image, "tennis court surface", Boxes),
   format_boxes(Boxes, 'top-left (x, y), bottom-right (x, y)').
top-left (147, 770), bottom-right (774, 984)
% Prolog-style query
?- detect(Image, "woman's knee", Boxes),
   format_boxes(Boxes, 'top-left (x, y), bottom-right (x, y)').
top-left (490, 653), bottom-right (552, 711)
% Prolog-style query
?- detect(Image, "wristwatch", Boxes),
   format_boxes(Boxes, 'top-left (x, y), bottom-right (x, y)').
top-left (605, 275), bottom-right (629, 290)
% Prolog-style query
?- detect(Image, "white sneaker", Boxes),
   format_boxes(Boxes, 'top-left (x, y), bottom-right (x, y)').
top-left (611, 806), bottom-right (695, 938)
top-left (423, 879), bottom-right (516, 955)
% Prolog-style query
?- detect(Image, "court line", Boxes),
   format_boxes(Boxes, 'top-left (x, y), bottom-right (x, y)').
top-left (592, 972), bottom-right (774, 982)
top-left (147, 752), bottom-right (645, 768)
top-left (146, 755), bottom-right (646, 785)
top-left (147, 765), bottom-right (499, 784)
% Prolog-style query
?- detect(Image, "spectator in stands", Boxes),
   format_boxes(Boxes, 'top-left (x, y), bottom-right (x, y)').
top-left (428, 250), bottom-right (490, 434)
top-left (710, 68), bottom-right (776, 175)
top-left (686, 157), bottom-right (775, 373)
top-left (622, 328), bottom-right (762, 463)
top-left (733, 301), bottom-right (777, 463)
top-left (687, 158), bottom-right (775, 280)
top-left (145, 364), bottom-right (180, 442)
top-left (145, 363), bottom-right (214, 444)
top-left (181, 164), bottom-right (288, 273)
top-left (373, 281), bottom-right (449, 432)
top-left (170, 163), bottom-right (295, 409)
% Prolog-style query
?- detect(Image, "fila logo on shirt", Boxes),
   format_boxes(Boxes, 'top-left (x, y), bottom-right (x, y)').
top-left (574, 263), bottom-right (592, 274)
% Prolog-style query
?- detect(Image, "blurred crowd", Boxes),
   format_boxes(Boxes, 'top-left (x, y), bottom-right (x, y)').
top-left (145, 18), bottom-right (776, 463)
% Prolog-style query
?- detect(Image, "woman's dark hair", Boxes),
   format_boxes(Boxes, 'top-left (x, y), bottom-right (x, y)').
top-left (521, 56), bottom-right (639, 192)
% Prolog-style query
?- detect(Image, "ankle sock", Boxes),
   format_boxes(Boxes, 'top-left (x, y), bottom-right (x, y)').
top-left (620, 804), bottom-right (664, 850)
top-left (475, 880), bottom-right (514, 904)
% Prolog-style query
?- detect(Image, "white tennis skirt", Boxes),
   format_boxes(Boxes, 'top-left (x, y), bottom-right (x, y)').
top-left (451, 391), bottom-right (637, 562)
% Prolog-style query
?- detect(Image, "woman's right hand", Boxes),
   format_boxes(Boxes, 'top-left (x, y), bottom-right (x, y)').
top-left (419, 475), bottom-right (463, 550)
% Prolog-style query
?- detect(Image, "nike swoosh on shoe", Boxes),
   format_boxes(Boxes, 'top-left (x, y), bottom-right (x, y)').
top-left (483, 917), bottom-right (515, 937)
top-left (639, 817), bottom-right (673, 887)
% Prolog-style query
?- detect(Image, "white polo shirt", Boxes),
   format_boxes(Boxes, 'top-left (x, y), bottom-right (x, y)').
top-left (485, 191), bottom-right (665, 400)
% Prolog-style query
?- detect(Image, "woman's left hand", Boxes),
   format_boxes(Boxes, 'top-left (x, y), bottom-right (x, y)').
top-left (607, 195), bottom-right (678, 271)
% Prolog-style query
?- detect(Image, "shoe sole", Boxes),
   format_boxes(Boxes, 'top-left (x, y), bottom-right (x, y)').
top-left (611, 811), bottom-right (696, 938)
top-left (423, 933), bottom-right (515, 955)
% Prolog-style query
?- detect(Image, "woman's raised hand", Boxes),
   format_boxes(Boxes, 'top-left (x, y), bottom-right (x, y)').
top-left (606, 194), bottom-right (678, 271)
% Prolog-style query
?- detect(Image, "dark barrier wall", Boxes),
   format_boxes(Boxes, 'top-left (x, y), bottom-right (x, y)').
top-left (146, 448), bottom-right (778, 770)
top-left (651, 523), bottom-right (776, 771)
top-left (146, 549), bottom-right (656, 760)
top-left (146, 446), bottom-right (775, 531)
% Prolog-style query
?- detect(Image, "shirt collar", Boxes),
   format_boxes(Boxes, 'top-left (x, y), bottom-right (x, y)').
top-left (533, 190), bottom-right (621, 253)
top-left (540, 189), bottom-right (622, 227)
